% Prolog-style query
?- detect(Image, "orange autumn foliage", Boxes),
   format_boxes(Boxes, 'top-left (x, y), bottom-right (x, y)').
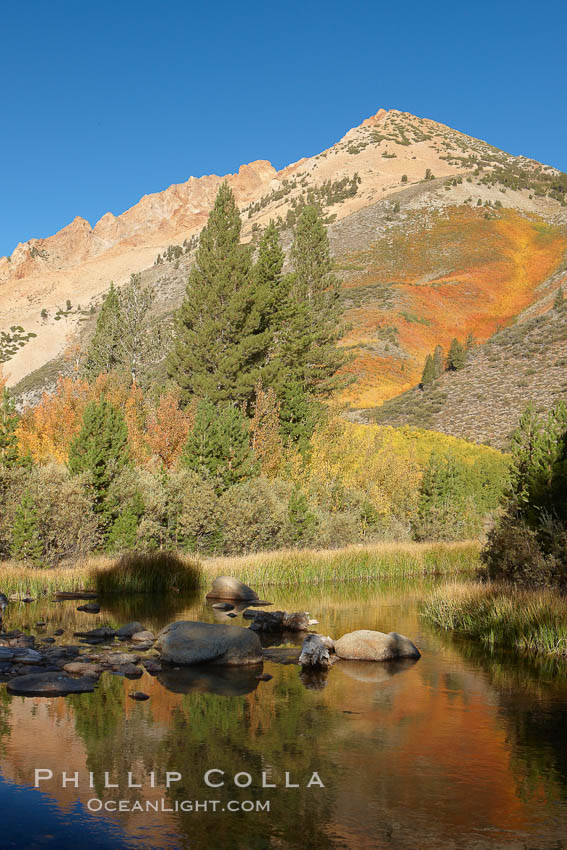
top-left (145, 391), bottom-right (195, 468)
top-left (338, 208), bottom-right (567, 407)
top-left (17, 375), bottom-right (193, 467)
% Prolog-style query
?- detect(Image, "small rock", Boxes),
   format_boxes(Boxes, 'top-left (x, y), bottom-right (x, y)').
top-left (131, 630), bottom-right (154, 643)
top-left (129, 691), bottom-right (150, 701)
top-left (22, 596), bottom-right (34, 604)
top-left (249, 611), bottom-right (310, 633)
top-left (116, 622), bottom-right (146, 638)
top-left (36, 622), bottom-right (46, 627)
top-left (0, 648), bottom-right (15, 660)
top-left (104, 652), bottom-right (140, 667)
top-left (256, 673), bottom-right (273, 681)
top-left (77, 603), bottom-right (100, 613)
top-left (41, 638), bottom-right (56, 644)
top-left (117, 664), bottom-right (143, 679)
top-left (63, 661), bottom-right (103, 678)
top-left (55, 591), bottom-right (97, 600)
top-left (13, 649), bottom-right (43, 664)
top-left (227, 612), bottom-right (237, 618)
top-left (54, 629), bottom-right (65, 636)
top-left (212, 602), bottom-right (234, 611)
top-left (141, 659), bottom-right (162, 674)
top-left (7, 672), bottom-right (96, 696)
top-left (130, 642), bottom-right (153, 652)
top-left (74, 627), bottom-right (115, 640)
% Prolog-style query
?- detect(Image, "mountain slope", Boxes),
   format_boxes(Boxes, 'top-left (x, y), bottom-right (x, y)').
top-left (362, 263), bottom-right (567, 448)
top-left (2, 108), bottom-right (567, 404)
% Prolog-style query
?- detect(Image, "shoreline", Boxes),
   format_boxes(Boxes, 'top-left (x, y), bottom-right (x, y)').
top-left (0, 541), bottom-right (480, 596)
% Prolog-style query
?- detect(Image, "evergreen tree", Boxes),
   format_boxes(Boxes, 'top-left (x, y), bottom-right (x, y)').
top-left (413, 451), bottom-right (472, 540)
top-left (84, 276), bottom-right (161, 385)
top-left (433, 344), bottom-right (444, 378)
top-left (278, 205), bottom-right (352, 398)
top-left (420, 354), bottom-right (435, 388)
top-left (106, 492), bottom-right (144, 552)
top-left (168, 183), bottom-right (270, 409)
top-left (180, 399), bottom-right (258, 493)
top-left (554, 286), bottom-right (565, 310)
top-left (68, 400), bottom-right (131, 535)
top-left (446, 338), bottom-right (467, 371)
top-left (0, 388), bottom-right (23, 470)
top-left (83, 283), bottom-right (121, 379)
top-left (11, 490), bottom-right (43, 565)
top-left (288, 486), bottom-right (318, 545)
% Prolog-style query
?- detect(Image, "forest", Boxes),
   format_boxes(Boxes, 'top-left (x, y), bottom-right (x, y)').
top-left (0, 184), bottom-right (509, 566)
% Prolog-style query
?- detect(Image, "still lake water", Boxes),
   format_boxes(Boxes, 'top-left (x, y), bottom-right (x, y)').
top-left (1, 578), bottom-right (566, 850)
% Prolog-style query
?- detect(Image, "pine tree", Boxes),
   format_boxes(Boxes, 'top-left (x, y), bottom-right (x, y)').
top-left (433, 345), bottom-right (444, 378)
top-left (0, 388), bottom-right (23, 470)
top-left (106, 492), bottom-right (144, 552)
top-left (277, 205), bottom-right (352, 398)
top-left (168, 183), bottom-right (270, 409)
top-left (180, 399), bottom-right (258, 493)
top-left (84, 276), bottom-right (161, 385)
top-left (413, 452), bottom-right (469, 540)
top-left (420, 354), bottom-right (435, 388)
top-left (11, 490), bottom-right (43, 565)
top-left (554, 286), bottom-right (565, 310)
top-left (288, 486), bottom-right (318, 545)
top-left (68, 400), bottom-right (131, 534)
top-left (83, 283), bottom-right (122, 379)
top-left (446, 338), bottom-right (467, 371)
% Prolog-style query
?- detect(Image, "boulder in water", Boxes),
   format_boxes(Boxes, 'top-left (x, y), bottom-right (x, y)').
top-left (334, 630), bottom-right (420, 662)
top-left (155, 621), bottom-right (263, 666)
top-left (205, 576), bottom-right (259, 601)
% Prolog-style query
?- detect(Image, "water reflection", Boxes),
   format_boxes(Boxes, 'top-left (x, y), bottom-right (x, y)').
top-left (0, 580), bottom-right (566, 849)
top-left (157, 664), bottom-right (263, 696)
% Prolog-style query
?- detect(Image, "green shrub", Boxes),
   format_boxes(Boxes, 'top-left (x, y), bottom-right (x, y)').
top-left (93, 551), bottom-right (201, 594)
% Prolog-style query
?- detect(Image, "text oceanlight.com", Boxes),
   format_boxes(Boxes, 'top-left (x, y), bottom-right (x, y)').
top-left (87, 799), bottom-right (271, 813)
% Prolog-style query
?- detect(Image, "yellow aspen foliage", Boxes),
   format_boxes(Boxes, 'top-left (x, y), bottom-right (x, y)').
top-left (250, 383), bottom-right (284, 478)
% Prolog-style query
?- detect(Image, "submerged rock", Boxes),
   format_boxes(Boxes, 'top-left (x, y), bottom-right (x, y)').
top-left (74, 627), bottom-right (115, 640)
top-left (248, 611), bottom-right (310, 633)
top-left (156, 621), bottom-right (263, 666)
top-left (77, 603), bottom-right (100, 613)
top-left (55, 591), bottom-right (97, 600)
top-left (7, 671), bottom-right (96, 696)
top-left (205, 576), bottom-right (259, 602)
top-left (63, 661), bottom-right (103, 678)
top-left (129, 691), bottom-right (150, 701)
top-left (116, 622), bottom-right (145, 638)
top-left (334, 630), bottom-right (421, 662)
top-left (141, 658), bottom-right (162, 674)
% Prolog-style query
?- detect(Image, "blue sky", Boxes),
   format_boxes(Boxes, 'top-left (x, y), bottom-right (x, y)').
top-left (1, 0), bottom-right (565, 257)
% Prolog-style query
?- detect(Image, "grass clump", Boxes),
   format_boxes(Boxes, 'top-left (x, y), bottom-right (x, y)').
top-left (91, 552), bottom-right (202, 595)
top-left (421, 581), bottom-right (567, 658)
top-left (0, 541), bottom-right (477, 597)
top-left (202, 541), bottom-right (480, 587)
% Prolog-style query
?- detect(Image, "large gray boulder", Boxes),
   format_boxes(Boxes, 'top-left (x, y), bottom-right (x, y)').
top-left (155, 621), bottom-right (263, 666)
top-left (205, 576), bottom-right (259, 602)
top-left (334, 630), bottom-right (420, 662)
